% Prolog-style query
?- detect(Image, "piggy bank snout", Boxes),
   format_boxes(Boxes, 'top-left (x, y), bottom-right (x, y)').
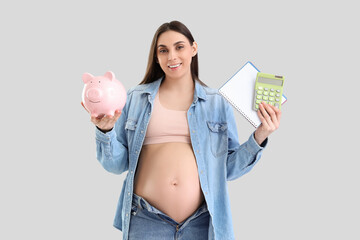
top-left (86, 88), bottom-right (103, 102)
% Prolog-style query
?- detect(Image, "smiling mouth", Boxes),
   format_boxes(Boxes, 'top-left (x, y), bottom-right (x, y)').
top-left (89, 100), bottom-right (101, 103)
top-left (168, 63), bottom-right (182, 69)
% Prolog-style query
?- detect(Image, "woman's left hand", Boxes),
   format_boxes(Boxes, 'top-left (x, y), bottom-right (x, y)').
top-left (254, 102), bottom-right (282, 145)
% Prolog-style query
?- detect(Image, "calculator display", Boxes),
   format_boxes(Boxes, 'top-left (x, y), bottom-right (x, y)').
top-left (258, 77), bottom-right (283, 86)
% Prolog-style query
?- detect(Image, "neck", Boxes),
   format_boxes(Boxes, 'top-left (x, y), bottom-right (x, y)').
top-left (161, 74), bottom-right (195, 94)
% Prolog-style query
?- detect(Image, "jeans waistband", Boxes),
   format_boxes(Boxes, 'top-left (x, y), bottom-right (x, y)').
top-left (132, 193), bottom-right (163, 214)
top-left (132, 193), bottom-right (208, 218)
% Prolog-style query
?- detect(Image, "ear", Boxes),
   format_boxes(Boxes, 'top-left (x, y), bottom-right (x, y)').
top-left (104, 71), bottom-right (115, 81)
top-left (192, 41), bottom-right (198, 57)
top-left (82, 73), bottom-right (94, 83)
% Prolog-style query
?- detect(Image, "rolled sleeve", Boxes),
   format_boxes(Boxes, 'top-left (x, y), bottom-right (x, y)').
top-left (95, 126), bottom-right (116, 143)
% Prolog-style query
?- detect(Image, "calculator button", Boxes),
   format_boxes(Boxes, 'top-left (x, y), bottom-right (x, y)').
top-left (264, 87), bottom-right (269, 91)
top-left (269, 102), bottom-right (274, 106)
top-left (263, 96), bottom-right (268, 100)
top-left (276, 94), bottom-right (280, 97)
top-left (258, 86), bottom-right (263, 90)
top-left (269, 97), bottom-right (275, 101)
top-left (257, 90), bottom-right (263, 94)
top-left (275, 103), bottom-right (279, 108)
top-left (270, 92), bottom-right (275, 97)
top-left (255, 104), bottom-right (259, 109)
top-left (263, 91), bottom-right (269, 96)
top-left (270, 88), bottom-right (274, 92)
top-left (256, 100), bottom-right (262, 104)
top-left (257, 95), bottom-right (262, 100)
top-left (276, 89), bottom-right (281, 93)
top-left (275, 98), bottom-right (280, 102)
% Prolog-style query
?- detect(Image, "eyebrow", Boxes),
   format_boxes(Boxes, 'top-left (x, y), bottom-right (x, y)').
top-left (157, 41), bottom-right (185, 48)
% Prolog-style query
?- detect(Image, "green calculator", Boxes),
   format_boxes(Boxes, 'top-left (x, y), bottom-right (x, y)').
top-left (253, 72), bottom-right (285, 111)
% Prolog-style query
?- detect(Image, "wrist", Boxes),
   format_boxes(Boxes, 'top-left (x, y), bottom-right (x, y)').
top-left (96, 126), bottom-right (113, 133)
top-left (254, 130), bottom-right (266, 146)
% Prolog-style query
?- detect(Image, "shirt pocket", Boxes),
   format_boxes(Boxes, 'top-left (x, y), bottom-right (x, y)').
top-left (125, 119), bottom-right (137, 143)
top-left (207, 121), bottom-right (228, 158)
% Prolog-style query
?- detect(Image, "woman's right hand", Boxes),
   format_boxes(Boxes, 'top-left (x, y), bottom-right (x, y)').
top-left (81, 102), bottom-right (122, 132)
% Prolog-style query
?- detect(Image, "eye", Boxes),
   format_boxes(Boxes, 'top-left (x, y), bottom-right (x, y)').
top-left (159, 49), bottom-right (167, 53)
top-left (177, 45), bottom-right (184, 50)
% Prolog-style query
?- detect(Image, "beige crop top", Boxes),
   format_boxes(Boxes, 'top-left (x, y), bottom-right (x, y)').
top-left (143, 92), bottom-right (191, 145)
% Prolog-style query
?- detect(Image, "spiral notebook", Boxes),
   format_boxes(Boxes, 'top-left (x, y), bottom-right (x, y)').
top-left (219, 61), bottom-right (287, 128)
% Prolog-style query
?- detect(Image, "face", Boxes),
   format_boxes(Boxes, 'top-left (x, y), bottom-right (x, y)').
top-left (156, 30), bottom-right (197, 81)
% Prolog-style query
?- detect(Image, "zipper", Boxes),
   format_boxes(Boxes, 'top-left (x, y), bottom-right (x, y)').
top-left (174, 225), bottom-right (180, 240)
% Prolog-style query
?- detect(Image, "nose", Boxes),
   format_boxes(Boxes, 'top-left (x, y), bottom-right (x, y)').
top-left (168, 50), bottom-right (177, 61)
top-left (87, 88), bottom-right (102, 102)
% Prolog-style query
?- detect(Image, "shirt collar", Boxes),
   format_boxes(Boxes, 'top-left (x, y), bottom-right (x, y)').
top-left (194, 80), bottom-right (207, 102)
top-left (142, 77), bottom-right (207, 102)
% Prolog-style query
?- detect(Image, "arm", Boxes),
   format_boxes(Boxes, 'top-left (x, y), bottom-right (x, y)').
top-left (224, 100), bottom-right (265, 180)
top-left (95, 109), bottom-right (129, 174)
top-left (225, 101), bottom-right (281, 180)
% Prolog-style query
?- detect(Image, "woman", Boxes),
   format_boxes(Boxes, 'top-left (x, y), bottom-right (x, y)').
top-left (87, 21), bottom-right (281, 240)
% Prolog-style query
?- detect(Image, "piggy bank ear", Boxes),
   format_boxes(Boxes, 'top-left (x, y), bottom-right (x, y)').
top-left (82, 73), bottom-right (94, 84)
top-left (104, 71), bottom-right (115, 81)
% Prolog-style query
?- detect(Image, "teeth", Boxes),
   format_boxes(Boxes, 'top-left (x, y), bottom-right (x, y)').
top-left (169, 63), bottom-right (181, 68)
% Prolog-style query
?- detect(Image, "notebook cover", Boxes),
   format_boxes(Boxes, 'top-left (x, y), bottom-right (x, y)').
top-left (219, 61), bottom-right (286, 128)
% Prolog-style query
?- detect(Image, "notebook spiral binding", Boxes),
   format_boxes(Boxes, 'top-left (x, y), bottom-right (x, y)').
top-left (219, 89), bottom-right (258, 128)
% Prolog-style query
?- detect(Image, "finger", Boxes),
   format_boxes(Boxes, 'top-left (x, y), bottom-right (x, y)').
top-left (91, 114), bottom-right (106, 125)
top-left (274, 104), bottom-right (282, 121)
top-left (258, 104), bottom-right (272, 129)
top-left (114, 110), bottom-right (122, 120)
top-left (100, 114), bottom-right (118, 129)
top-left (91, 115), bottom-right (102, 125)
top-left (270, 104), bottom-right (281, 116)
top-left (263, 103), bottom-right (278, 123)
top-left (259, 102), bottom-right (273, 126)
top-left (257, 108), bottom-right (269, 128)
top-left (268, 104), bottom-right (282, 127)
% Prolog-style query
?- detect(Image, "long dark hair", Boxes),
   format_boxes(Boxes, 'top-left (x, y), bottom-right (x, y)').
top-left (140, 21), bottom-right (206, 86)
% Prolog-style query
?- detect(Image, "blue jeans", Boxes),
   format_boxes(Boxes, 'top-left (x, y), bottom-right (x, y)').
top-left (128, 193), bottom-right (210, 240)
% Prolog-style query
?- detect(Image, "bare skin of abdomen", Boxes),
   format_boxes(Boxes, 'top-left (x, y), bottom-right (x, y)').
top-left (134, 142), bottom-right (204, 223)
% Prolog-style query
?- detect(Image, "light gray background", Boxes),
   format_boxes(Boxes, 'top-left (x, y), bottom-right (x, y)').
top-left (1, 0), bottom-right (359, 239)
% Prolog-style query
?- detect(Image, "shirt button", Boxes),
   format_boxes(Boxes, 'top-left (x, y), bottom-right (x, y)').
top-left (192, 130), bottom-right (195, 133)
top-left (196, 150), bottom-right (199, 153)
top-left (205, 192), bottom-right (208, 195)
top-left (141, 130), bottom-right (144, 134)
top-left (131, 171), bottom-right (134, 174)
top-left (126, 213), bottom-right (129, 217)
top-left (128, 192), bottom-right (130, 196)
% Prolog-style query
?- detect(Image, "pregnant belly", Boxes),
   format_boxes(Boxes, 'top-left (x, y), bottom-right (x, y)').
top-left (134, 142), bottom-right (204, 223)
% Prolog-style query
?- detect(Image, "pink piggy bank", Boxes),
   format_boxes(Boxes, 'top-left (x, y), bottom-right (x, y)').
top-left (81, 71), bottom-right (127, 117)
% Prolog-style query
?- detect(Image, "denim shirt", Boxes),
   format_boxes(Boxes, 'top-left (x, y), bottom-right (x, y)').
top-left (95, 78), bottom-right (267, 240)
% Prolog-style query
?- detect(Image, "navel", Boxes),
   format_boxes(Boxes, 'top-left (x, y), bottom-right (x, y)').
top-left (170, 179), bottom-right (179, 187)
